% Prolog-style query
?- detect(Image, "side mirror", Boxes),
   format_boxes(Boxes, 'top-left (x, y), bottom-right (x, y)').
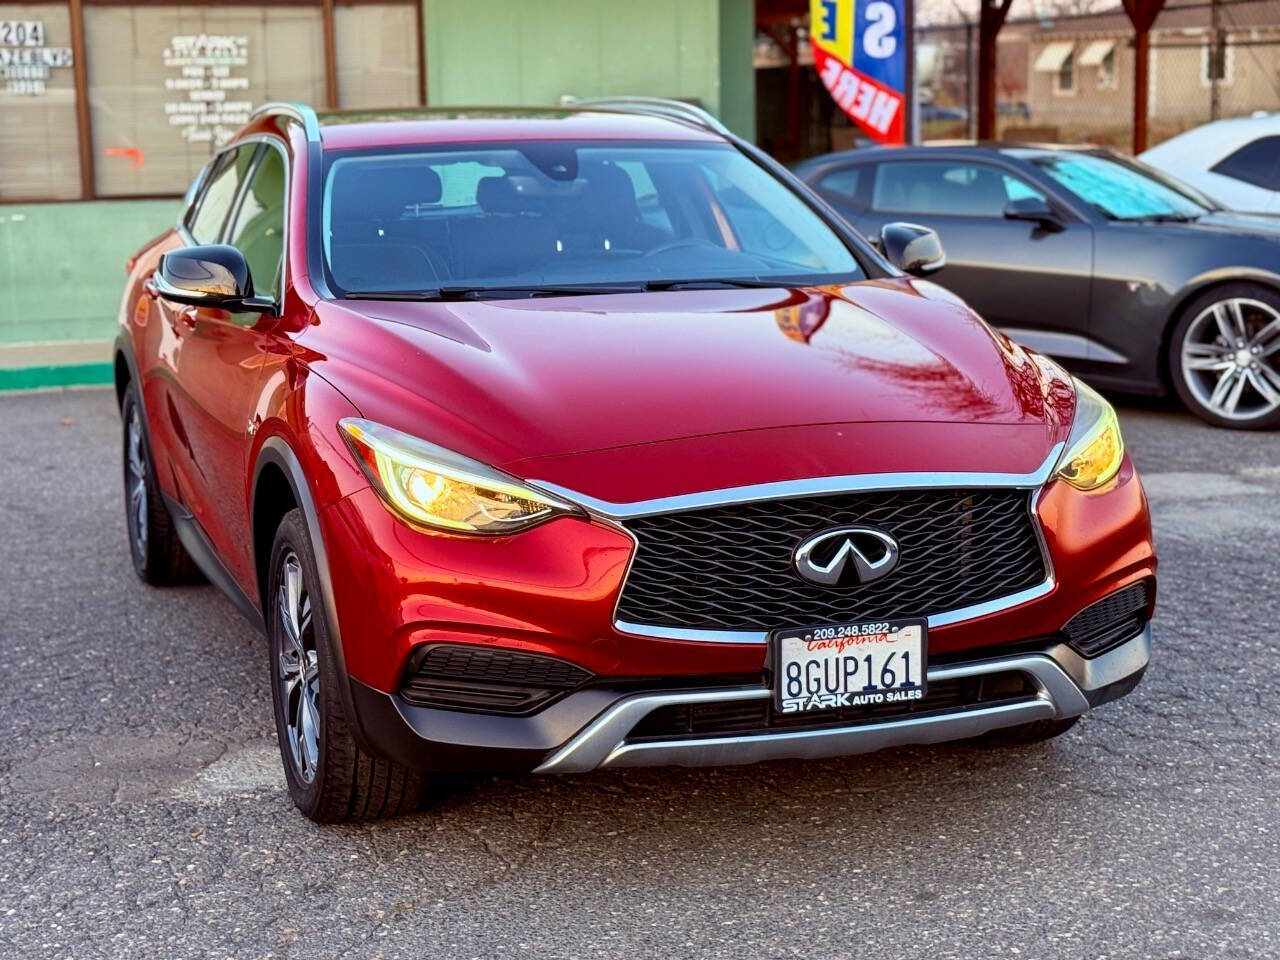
top-left (878, 222), bottom-right (946, 276)
top-left (1003, 197), bottom-right (1062, 230)
top-left (155, 244), bottom-right (275, 314)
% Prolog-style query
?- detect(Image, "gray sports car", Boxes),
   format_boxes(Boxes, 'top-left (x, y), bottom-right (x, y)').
top-left (793, 144), bottom-right (1280, 429)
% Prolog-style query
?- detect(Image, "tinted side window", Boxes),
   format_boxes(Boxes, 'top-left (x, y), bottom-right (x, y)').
top-left (871, 161), bottom-right (1044, 217)
top-left (1210, 136), bottom-right (1280, 190)
top-left (816, 166), bottom-right (861, 204)
top-left (227, 146), bottom-right (287, 298)
top-left (189, 146), bottom-right (252, 243)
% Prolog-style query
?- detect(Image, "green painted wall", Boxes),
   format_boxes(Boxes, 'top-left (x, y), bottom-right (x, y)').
top-left (0, 200), bottom-right (177, 346)
top-left (423, 0), bottom-right (756, 139)
top-left (717, 0), bottom-right (756, 142)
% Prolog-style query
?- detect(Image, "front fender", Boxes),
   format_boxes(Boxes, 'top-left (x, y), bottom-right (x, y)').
top-left (248, 363), bottom-right (382, 756)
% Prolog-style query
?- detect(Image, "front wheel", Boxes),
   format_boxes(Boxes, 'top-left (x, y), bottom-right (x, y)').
top-left (1169, 283), bottom-right (1280, 429)
top-left (267, 509), bottom-right (426, 822)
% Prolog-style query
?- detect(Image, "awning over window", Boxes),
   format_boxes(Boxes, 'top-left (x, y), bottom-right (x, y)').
top-left (1079, 40), bottom-right (1116, 66)
top-left (1034, 42), bottom-right (1076, 72)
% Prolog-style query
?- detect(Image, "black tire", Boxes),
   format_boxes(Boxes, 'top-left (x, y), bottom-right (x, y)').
top-left (970, 716), bottom-right (1079, 747)
top-left (1167, 282), bottom-right (1280, 430)
top-left (267, 509), bottom-right (426, 822)
top-left (121, 383), bottom-right (202, 586)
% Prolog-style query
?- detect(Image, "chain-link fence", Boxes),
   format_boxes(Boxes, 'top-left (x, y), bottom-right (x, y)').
top-left (916, 0), bottom-right (1280, 152)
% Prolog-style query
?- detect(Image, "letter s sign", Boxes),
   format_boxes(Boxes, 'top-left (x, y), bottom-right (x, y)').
top-left (861, 1), bottom-right (897, 59)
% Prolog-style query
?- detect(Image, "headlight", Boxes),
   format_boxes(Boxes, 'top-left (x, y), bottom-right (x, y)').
top-left (1053, 379), bottom-right (1125, 491)
top-left (339, 418), bottom-right (579, 534)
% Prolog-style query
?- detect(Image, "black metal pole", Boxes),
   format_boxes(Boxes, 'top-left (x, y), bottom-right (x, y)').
top-left (966, 21), bottom-right (975, 139)
top-left (905, 0), bottom-right (917, 143)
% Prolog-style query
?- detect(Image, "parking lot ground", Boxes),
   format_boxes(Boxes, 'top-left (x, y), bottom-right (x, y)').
top-left (1, 387), bottom-right (1278, 960)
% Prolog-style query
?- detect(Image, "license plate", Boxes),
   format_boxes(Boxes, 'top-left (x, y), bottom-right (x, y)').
top-left (773, 618), bottom-right (927, 715)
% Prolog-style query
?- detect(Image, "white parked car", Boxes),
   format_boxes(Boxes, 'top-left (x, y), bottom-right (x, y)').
top-left (1140, 114), bottom-right (1280, 214)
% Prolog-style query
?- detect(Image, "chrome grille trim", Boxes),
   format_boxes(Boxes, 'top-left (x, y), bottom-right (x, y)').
top-left (529, 446), bottom-right (1062, 642)
top-left (613, 578), bottom-right (1056, 644)
top-left (528, 444), bottom-right (1063, 521)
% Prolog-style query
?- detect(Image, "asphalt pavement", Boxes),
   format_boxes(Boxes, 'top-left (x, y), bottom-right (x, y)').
top-left (1, 387), bottom-right (1278, 960)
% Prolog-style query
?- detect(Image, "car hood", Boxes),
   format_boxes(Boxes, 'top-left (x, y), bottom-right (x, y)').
top-left (1164, 211), bottom-right (1280, 239)
top-left (301, 278), bottom-right (1075, 481)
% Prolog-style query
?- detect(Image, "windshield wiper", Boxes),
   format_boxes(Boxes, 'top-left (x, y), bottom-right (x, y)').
top-left (642, 277), bottom-right (793, 291)
top-left (343, 284), bottom-right (647, 301)
top-left (343, 277), bottom-right (815, 301)
top-left (1123, 213), bottom-right (1199, 223)
top-left (344, 290), bottom-right (448, 300)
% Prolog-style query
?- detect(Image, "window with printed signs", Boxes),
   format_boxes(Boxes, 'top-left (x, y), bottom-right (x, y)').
top-left (0, 0), bottom-right (423, 203)
top-left (85, 5), bottom-right (326, 196)
top-left (0, 4), bottom-right (80, 199)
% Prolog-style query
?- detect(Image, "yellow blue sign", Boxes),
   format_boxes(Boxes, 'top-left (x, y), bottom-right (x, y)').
top-left (810, 0), bottom-right (907, 143)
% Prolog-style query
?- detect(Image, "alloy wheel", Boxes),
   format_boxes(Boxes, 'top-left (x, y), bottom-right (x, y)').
top-left (276, 551), bottom-right (321, 783)
top-left (1180, 297), bottom-right (1280, 421)
top-left (125, 405), bottom-right (148, 559)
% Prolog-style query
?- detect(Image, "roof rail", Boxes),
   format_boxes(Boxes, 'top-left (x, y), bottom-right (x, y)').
top-left (561, 96), bottom-right (730, 137)
top-left (248, 98), bottom-right (731, 142)
top-left (250, 101), bottom-right (321, 142)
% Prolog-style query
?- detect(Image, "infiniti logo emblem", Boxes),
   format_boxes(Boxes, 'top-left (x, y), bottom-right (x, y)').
top-left (792, 526), bottom-right (900, 587)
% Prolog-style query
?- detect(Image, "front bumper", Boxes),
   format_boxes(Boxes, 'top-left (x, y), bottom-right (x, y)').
top-left (350, 622), bottom-right (1150, 775)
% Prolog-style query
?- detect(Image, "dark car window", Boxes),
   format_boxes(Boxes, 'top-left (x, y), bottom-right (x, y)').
top-left (226, 145), bottom-right (287, 299)
top-left (189, 146), bottom-right (254, 244)
top-left (321, 141), bottom-right (864, 295)
top-left (870, 161), bottom-right (1045, 217)
top-left (1210, 136), bottom-right (1280, 191)
top-left (816, 166), bottom-right (861, 203)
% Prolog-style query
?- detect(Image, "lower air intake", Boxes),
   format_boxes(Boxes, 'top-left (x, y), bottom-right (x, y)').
top-left (399, 644), bottom-right (592, 715)
top-left (1062, 581), bottom-right (1151, 658)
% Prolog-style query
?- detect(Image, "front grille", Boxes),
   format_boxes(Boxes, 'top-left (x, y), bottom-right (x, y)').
top-left (1063, 582), bottom-right (1150, 658)
top-left (616, 489), bottom-right (1046, 631)
top-left (399, 644), bottom-right (592, 715)
top-left (627, 671), bottom-right (1037, 741)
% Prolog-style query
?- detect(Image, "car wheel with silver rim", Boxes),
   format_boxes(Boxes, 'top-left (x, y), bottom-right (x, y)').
top-left (276, 550), bottom-right (321, 783)
top-left (266, 508), bottom-right (427, 822)
top-left (1170, 283), bottom-right (1280, 429)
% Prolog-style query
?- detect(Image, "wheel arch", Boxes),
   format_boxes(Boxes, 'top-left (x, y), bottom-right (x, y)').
top-left (251, 437), bottom-right (330, 620)
top-left (114, 351), bottom-right (131, 410)
top-left (251, 436), bottom-right (375, 753)
top-left (113, 335), bottom-right (141, 412)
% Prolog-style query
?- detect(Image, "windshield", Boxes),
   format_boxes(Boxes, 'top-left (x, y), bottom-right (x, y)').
top-left (321, 141), bottom-right (863, 297)
top-left (1029, 153), bottom-right (1212, 221)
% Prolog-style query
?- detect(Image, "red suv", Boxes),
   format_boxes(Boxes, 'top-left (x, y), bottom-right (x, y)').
top-left (115, 99), bottom-right (1155, 822)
